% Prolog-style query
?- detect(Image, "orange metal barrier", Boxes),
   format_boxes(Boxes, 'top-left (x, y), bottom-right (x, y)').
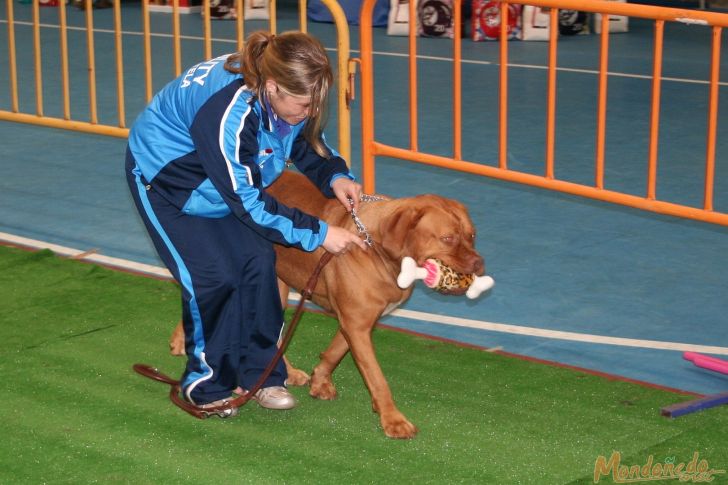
top-left (359, 0), bottom-right (728, 226)
top-left (1, 0), bottom-right (355, 161)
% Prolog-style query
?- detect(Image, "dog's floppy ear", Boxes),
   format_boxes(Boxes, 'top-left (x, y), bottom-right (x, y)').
top-left (378, 205), bottom-right (423, 260)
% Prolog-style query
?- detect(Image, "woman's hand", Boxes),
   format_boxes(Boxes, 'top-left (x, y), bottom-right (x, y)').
top-left (327, 177), bottom-right (366, 255)
top-left (332, 177), bottom-right (362, 213)
top-left (322, 226), bottom-right (368, 255)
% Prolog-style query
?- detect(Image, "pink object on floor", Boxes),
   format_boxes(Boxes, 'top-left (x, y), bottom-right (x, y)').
top-left (683, 352), bottom-right (728, 376)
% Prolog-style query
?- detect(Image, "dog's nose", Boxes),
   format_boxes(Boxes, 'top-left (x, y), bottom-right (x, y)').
top-left (469, 254), bottom-right (485, 275)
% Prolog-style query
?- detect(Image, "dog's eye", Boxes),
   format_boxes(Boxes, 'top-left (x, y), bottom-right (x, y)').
top-left (440, 235), bottom-right (455, 244)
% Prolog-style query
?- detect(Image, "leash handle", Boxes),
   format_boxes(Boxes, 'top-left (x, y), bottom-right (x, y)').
top-left (133, 364), bottom-right (178, 385)
top-left (133, 251), bottom-right (334, 419)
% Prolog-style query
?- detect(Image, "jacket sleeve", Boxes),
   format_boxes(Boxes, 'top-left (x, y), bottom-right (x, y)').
top-left (289, 130), bottom-right (354, 199)
top-left (190, 87), bottom-right (328, 251)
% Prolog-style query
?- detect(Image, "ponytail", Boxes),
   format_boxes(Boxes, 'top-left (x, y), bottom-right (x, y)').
top-left (225, 31), bottom-right (333, 158)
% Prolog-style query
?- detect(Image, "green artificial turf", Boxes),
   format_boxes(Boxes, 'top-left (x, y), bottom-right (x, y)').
top-left (1, 245), bottom-right (726, 484)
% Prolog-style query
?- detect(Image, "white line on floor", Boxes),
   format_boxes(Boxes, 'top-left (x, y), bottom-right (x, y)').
top-left (4, 231), bottom-right (727, 356)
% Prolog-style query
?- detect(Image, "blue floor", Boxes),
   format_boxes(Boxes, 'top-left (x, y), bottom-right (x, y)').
top-left (1, 1), bottom-right (727, 396)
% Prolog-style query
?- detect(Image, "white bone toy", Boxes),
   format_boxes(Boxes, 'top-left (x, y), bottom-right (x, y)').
top-left (397, 256), bottom-right (495, 299)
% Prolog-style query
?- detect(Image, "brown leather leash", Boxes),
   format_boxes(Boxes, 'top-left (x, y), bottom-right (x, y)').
top-left (133, 251), bottom-right (334, 419)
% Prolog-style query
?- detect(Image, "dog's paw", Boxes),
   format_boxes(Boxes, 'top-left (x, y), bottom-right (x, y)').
top-left (381, 413), bottom-right (418, 439)
top-left (169, 340), bottom-right (185, 356)
top-left (169, 322), bottom-right (185, 356)
top-left (309, 379), bottom-right (338, 400)
top-left (286, 367), bottom-right (311, 386)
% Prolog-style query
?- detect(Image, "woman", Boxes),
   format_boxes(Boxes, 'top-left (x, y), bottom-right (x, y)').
top-left (125, 31), bottom-right (366, 415)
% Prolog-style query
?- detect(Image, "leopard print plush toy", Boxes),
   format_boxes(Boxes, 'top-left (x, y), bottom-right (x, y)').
top-left (397, 257), bottom-right (494, 299)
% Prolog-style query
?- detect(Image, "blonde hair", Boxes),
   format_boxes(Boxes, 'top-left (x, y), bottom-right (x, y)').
top-left (225, 31), bottom-right (333, 158)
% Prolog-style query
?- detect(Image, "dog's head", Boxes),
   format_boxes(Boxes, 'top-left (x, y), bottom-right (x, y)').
top-left (379, 195), bottom-right (485, 287)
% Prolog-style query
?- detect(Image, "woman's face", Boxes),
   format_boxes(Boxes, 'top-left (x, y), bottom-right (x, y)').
top-left (265, 80), bottom-right (312, 126)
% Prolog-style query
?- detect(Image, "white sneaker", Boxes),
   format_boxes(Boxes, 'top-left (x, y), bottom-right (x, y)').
top-left (253, 386), bottom-right (297, 410)
top-left (196, 396), bottom-right (239, 418)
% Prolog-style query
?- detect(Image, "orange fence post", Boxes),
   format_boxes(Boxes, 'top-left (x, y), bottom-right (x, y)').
top-left (453, 0), bottom-right (462, 161)
top-left (113, 0), bottom-right (127, 128)
top-left (203, 0), bottom-right (212, 60)
top-left (270, 0), bottom-right (277, 33)
top-left (83, 0), bottom-right (99, 125)
top-left (142, 0), bottom-right (153, 104)
top-left (594, 13), bottom-right (609, 190)
top-left (172, 0), bottom-right (182, 76)
top-left (58, 0), bottom-right (71, 120)
top-left (704, 25), bottom-right (722, 212)
top-left (360, 0), bottom-right (376, 193)
top-left (299, 0), bottom-right (308, 32)
top-left (319, 0), bottom-right (354, 163)
top-left (6, 0), bottom-right (18, 113)
top-left (498, 1), bottom-right (509, 170)
top-left (647, 19), bottom-right (664, 201)
top-left (545, 7), bottom-right (558, 180)
top-left (408, 0), bottom-right (419, 152)
top-left (32, 0), bottom-right (43, 116)
top-left (236, 0), bottom-right (245, 49)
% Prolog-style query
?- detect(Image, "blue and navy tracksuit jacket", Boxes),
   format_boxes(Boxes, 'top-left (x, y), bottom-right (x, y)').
top-left (128, 53), bottom-right (353, 251)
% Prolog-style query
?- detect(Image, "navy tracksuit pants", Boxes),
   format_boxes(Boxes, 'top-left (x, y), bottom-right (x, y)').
top-left (126, 155), bottom-right (287, 405)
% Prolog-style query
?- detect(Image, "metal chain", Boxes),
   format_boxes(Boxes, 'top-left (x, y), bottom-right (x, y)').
top-left (360, 194), bottom-right (387, 203)
top-left (349, 194), bottom-right (387, 247)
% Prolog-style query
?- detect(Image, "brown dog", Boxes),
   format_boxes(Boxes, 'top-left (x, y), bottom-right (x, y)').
top-left (170, 170), bottom-right (485, 438)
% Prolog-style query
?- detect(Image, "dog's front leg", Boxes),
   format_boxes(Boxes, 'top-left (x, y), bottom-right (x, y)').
top-left (342, 322), bottom-right (418, 439)
top-left (310, 329), bottom-right (349, 400)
